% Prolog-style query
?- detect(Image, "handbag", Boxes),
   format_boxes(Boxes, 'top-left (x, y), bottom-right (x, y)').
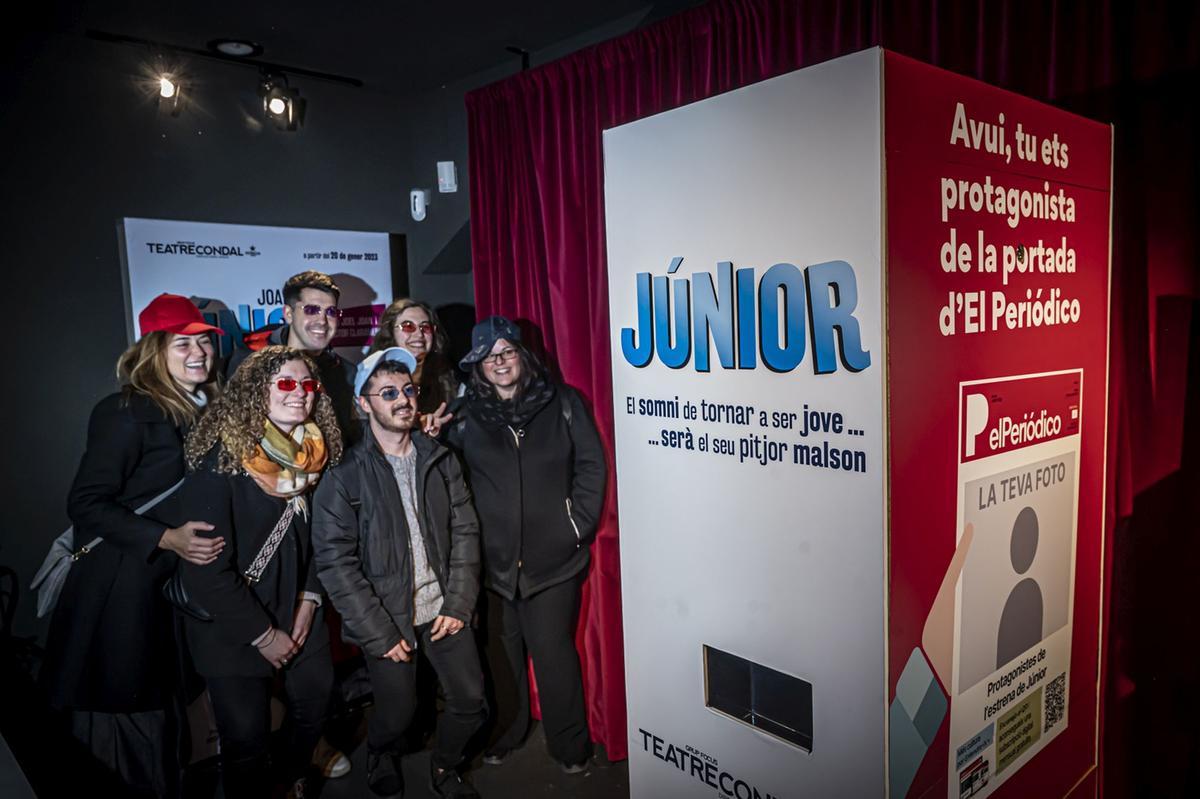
top-left (163, 497), bottom-right (298, 622)
top-left (162, 566), bottom-right (211, 622)
top-left (30, 478), bottom-right (185, 619)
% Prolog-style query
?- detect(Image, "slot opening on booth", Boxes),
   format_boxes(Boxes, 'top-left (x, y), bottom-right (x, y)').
top-left (703, 645), bottom-right (813, 752)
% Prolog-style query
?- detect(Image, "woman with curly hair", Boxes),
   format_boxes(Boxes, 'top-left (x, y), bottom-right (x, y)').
top-left (40, 293), bottom-right (223, 798)
top-left (368, 298), bottom-right (461, 415)
top-left (177, 345), bottom-right (342, 798)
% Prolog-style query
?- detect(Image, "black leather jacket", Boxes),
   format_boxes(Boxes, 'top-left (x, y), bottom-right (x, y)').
top-left (311, 427), bottom-right (480, 656)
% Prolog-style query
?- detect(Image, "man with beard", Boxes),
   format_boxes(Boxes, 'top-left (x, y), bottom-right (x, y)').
top-left (312, 348), bottom-right (485, 798)
top-left (227, 270), bottom-right (358, 442)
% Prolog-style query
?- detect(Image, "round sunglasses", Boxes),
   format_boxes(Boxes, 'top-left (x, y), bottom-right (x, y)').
top-left (362, 384), bottom-right (420, 401)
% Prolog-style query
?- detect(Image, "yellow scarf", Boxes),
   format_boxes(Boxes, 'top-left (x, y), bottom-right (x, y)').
top-left (242, 420), bottom-right (328, 498)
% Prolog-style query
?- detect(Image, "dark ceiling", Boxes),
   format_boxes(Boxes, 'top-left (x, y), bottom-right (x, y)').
top-left (54, 0), bottom-right (703, 94)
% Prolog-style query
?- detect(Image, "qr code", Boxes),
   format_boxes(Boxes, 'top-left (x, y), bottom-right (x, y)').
top-left (1045, 673), bottom-right (1066, 731)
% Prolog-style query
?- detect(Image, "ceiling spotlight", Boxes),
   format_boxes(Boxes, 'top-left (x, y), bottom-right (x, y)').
top-left (258, 73), bottom-right (303, 131)
top-left (208, 39), bottom-right (263, 58)
top-left (157, 72), bottom-right (182, 116)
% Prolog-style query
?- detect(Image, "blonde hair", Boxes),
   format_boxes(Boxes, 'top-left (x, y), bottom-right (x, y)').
top-left (185, 346), bottom-right (343, 473)
top-left (116, 331), bottom-right (216, 426)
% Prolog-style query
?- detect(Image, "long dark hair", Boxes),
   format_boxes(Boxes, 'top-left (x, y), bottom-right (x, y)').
top-left (469, 340), bottom-right (545, 402)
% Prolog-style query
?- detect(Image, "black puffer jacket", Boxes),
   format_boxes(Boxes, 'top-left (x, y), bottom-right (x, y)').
top-left (448, 384), bottom-right (606, 600)
top-left (311, 428), bottom-right (480, 657)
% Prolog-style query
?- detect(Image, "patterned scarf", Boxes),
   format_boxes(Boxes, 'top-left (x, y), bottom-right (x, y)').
top-left (465, 375), bottom-right (557, 430)
top-left (242, 420), bottom-right (328, 498)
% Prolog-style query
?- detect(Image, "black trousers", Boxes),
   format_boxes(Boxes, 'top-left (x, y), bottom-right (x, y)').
top-left (365, 620), bottom-right (487, 769)
top-left (487, 575), bottom-right (589, 766)
top-left (205, 644), bottom-right (333, 799)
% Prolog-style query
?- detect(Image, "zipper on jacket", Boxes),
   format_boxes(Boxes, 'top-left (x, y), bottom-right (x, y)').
top-left (509, 426), bottom-right (524, 576)
top-left (565, 498), bottom-right (581, 546)
top-left (415, 448), bottom-right (447, 586)
top-left (507, 426), bottom-right (525, 447)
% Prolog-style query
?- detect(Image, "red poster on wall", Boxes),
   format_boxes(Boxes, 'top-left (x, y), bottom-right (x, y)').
top-left (884, 52), bottom-right (1112, 799)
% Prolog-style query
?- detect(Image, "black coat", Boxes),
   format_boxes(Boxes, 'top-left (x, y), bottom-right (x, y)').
top-left (177, 461), bottom-right (327, 678)
top-left (312, 429), bottom-right (480, 657)
top-left (41, 391), bottom-right (188, 713)
top-left (448, 385), bottom-right (606, 600)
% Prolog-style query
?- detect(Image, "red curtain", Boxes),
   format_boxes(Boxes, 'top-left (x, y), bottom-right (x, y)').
top-left (466, 0), bottom-right (1200, 768)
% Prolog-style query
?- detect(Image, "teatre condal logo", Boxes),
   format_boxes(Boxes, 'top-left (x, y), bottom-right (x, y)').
top-left (144, 241), bottom-right (260, 259)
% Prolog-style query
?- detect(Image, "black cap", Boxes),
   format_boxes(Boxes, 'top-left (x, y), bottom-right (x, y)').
top-left (460, 315), bottom-right (521, 368)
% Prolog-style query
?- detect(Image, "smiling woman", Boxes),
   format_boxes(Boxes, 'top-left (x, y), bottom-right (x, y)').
top-left (448, 315), bottom-right (607, 772)
top-left (177, 345), bottom-right (343, 797)
top-left (39, 294), bottom-right (223, 797)
top-left (266, 362), bottom-right (321, 434)
top-left (367, 298), bottom-right (461, 415)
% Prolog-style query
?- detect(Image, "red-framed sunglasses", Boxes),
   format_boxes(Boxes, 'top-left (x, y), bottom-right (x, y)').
top-left (275, 377), bottom-right (323, 394)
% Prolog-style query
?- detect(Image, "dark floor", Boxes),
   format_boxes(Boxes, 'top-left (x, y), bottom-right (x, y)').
top-left (319, 719), bottom-right (628, 799)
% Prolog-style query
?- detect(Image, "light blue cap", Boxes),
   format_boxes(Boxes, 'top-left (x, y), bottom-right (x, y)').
top-left (354, 347), bottom-right (418, 396)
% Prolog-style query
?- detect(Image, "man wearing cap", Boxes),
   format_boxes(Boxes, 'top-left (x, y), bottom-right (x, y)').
top-left (312, 348), bottom-right (485, 798)
top-left (227, 270), bottom-right (359, 442)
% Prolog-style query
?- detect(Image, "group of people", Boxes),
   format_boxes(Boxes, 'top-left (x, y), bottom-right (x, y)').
top-left (40, 270), bottom-right (607, 799)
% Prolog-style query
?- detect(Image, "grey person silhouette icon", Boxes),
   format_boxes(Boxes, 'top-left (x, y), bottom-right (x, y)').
top-left (996, 506), bottom-right (1044, 668)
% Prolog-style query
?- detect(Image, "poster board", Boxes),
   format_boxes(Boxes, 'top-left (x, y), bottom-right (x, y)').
top-left (884, 51), bottom-right (1112, 799)
top-left (119, 217), bottom-right (403, 360)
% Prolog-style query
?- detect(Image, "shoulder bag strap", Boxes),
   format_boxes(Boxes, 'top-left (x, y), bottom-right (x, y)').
top-left (244, 497), bottom-right (299, 583)
top-left (72, 476), bottom-right (188, 558)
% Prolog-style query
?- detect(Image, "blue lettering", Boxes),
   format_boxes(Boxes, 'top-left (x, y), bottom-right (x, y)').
top-left (692, 261), bottom-right (735, 372)
top-left (805, 260), bottom-right (871, 373)
top-left (619, 256), bottom-right (870, 375)
top-left (759, 262), bottom-right (807, 372)
top-left (653, 274), bottom-right (691, 369)
top-left (736, 266), bottom-right (756, 369)
top-left (620, 272), bottom-right (654, 367)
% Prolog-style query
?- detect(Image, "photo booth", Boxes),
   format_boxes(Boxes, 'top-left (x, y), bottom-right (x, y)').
top-left (605, 48), bottom-right (1111, 799)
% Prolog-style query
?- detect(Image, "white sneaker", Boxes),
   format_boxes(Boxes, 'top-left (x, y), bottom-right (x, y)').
top-left (313, 737), bottom-right (352, 778)
top-left (323, 751), bottom-right (352, 779)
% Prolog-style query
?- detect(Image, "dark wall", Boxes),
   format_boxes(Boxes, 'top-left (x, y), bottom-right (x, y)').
top-left (0, 31), bottom-right (464, 641)
top-left (0, 8), bottom-right (683, 642)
